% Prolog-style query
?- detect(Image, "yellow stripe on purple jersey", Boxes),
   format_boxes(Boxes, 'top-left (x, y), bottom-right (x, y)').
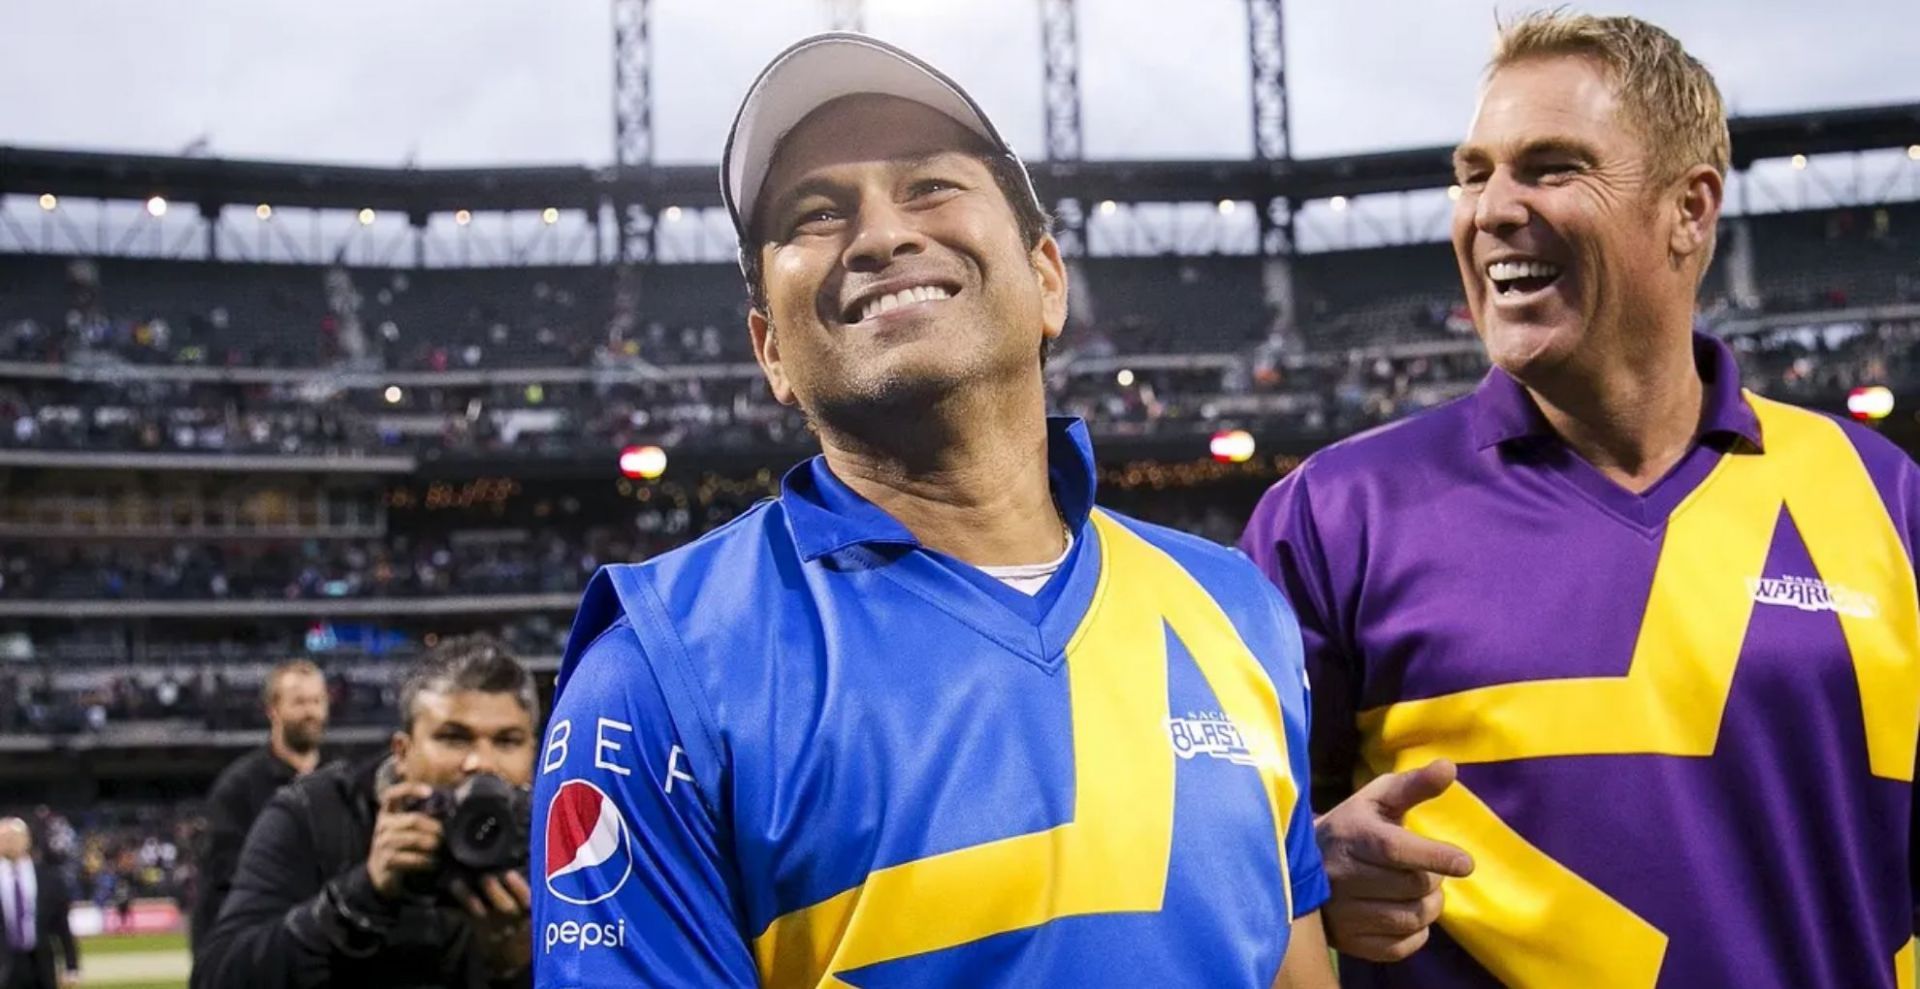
top-left (533, 418), bottom-right (1327, 988)
top-left (1243, 334), bottom-right (1920, 989)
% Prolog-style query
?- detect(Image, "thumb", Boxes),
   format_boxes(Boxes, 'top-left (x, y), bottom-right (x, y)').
top-left (1366, 759), bottom-right (1458, 820)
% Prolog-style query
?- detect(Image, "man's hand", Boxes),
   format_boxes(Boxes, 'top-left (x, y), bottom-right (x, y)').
top-left (452, 871), bottom-right (533, 978)
top-left (367, 782), bottom-right (444, 899)
top-left (1316, 759), bottom-right (1475, 963)
top-left (59, 969), bottom-right (80, 989)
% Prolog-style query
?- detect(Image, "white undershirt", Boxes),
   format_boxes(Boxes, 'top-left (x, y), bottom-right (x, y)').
top-left (978, 530), bottom-right (1075, 596)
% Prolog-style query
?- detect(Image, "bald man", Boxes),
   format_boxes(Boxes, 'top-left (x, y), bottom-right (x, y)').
top-left (0, 819), bottom-right (76, 989)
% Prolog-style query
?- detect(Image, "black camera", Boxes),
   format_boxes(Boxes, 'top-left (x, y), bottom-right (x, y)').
top-left (403, 773), bottom-right (531, 893)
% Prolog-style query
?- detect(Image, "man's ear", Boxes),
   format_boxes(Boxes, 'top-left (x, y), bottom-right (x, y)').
top-left (389, 730), bottom-right (410, 768)
top-left (749, 308), bottom-right (797, 406)
top-left (1669, 163), bottom-right (1724, 271)
top-left (1032, 234), bottom-right (1069, 343)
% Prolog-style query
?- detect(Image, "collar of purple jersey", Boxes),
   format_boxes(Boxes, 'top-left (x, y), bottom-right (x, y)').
top-left (1467, 331), bottom-right (1764, 453)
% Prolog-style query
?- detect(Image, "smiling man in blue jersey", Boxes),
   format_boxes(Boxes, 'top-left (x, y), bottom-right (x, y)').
top-left (530, 33), bottom-right (1337, 989)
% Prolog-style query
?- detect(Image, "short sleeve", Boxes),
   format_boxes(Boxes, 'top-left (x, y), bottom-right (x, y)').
top-left (1240, 464), bottom-right (1365, 811)
top-left (1257, 576), bottom-right (1330, 919)
top-left (530, 618), bottom-right (757, 989)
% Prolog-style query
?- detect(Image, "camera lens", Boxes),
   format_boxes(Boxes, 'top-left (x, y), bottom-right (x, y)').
top-left (444, 774), bottom-right (529, 873)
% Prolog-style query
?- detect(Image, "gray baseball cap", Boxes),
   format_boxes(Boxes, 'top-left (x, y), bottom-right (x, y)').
top-left (720, 32), bottom-right (1042, 241)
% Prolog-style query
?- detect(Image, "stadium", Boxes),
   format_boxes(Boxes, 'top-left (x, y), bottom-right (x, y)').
top-left (0, 2), bottom-right (1916, 987)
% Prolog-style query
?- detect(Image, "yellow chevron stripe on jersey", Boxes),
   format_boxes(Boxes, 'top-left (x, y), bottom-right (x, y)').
top-left (1357, 395), bottom-right (1919, 780)
top-left (1351, 392), bottom-right (1920, 988)
top-left (750, 510), bottom-right (1300, 988)
top-left (1752, 394), bottom-right (1920, 782)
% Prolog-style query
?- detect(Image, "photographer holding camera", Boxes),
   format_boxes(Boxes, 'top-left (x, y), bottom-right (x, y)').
top-left (192, 637), bottom-right (537, 989)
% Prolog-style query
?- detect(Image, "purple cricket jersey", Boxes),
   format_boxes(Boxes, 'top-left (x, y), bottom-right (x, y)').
top-left (1241, 333), bottom-right (1920, 989)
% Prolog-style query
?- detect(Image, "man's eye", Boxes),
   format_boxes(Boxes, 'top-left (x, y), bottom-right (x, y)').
top-left (789, 209), bottom-right (841, 235)
top-left (911, 179), bottom-right (957, 198)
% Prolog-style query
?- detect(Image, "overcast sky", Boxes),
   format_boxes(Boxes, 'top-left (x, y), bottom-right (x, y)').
top-left (1, 0), bottom-right (1914, 168)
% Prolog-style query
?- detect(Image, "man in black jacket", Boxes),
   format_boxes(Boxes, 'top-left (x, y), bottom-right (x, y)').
top-left (0, 818), bottom-right (77, 989)
top-left (191, 658), bottom-right (331, 955)
top-left (192, 637), bottom-right (537, 989)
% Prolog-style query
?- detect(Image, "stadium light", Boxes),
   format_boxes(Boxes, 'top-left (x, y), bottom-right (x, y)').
top-left (146, 196), bottom-right (168, 218)
top-left (1098, 200), bottom-right (1117, 215)
top-left (619, 445), bottom-right (668, 480)
top-left (1909, 145), bottom-right (1920, 161)
top-left (1117, 368), bottom-right (1135, 387)
top-left (664, 206), bottom-right (683, 222)
top-left (358, 208), bottom-right (376, 226)
top-left (1847, 385), bottom-right (1894, 422)
top-left (1209, 429), bottom-right (1256, 464)
top-left (542, 207), bottom-right (559, 225)
top-left (255, 203), bottom-right (273, 220)
top-left (383, 385), bottom-right (404, 405)
top-left (37, 194), bottom-right (56, 211)
top-left (1790, 154), bottom-right (1807, 170)
top-left (1217, 199), bottom-right (1236, 215)
top-left (455, 209), bottom-right (473, 226)
top-left (1447, 185), bottom-right (1463, 201)
top-left (1330, 196), bottom-right (1350, 212)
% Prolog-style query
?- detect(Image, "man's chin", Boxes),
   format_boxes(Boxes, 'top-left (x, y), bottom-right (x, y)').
top-left (284, 731), bottom-right (324, 754)
top-left (1483, 322), bottom-right (1574, 380)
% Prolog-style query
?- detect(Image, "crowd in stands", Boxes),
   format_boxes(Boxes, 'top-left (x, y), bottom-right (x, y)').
top-left (0, 527), bottom-right (654, 601)
top-left (0, 662), bottom-right (402, 737)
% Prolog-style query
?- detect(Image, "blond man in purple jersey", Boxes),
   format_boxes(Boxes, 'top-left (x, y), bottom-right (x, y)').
top-left (1243, 12), bottom-right (1920, 989)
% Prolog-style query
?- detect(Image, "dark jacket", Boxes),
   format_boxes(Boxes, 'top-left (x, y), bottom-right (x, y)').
top-left (190, 756), bottom-right (529, 989)
top-left (0, 858), bottom-right (76, 989)
top-left (191, 745), bottom-right (307, 954)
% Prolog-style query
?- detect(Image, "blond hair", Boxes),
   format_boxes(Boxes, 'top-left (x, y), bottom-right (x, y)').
top-left (1491, 9), bottom-right (1730, 185)
top-left (262, 658), bottom-right (324, 708)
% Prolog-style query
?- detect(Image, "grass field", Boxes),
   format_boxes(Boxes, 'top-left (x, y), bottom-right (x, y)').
top-left (76, 932), bottom-right (188, 989)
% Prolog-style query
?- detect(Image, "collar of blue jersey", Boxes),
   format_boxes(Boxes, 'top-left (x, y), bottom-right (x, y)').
top-left (1467, 330), bottom-right (1765, 452)
top-left (779, 416), bottom-right (1099, 562)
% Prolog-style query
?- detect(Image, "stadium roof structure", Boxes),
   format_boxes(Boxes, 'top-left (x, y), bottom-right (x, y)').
top-left (5, 102), bottom-right (1917, 219)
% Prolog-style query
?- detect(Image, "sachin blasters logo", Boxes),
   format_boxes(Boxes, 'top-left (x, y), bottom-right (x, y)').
top-left (1166, 711), bottom-right (1257, 766)
top-left (1748, 574), bottom-right (1879, 619)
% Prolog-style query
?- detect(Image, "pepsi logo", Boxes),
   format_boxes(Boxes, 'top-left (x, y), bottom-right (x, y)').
top-left (544, 779), bottom-right (634, 906)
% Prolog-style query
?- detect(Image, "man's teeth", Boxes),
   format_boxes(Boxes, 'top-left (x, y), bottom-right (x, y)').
top-left (1487, 260), bottom-right (1561, 282)
top-left (860, 284), bottom-right (951, 322)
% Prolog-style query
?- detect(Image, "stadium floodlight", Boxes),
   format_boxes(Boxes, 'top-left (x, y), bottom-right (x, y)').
top-left (1847, 385), bottom-right (1894, 422)
top-left (455, 209), bottom-right (473, 226)
top-left (1217, 199), bottom-right (1236, 215)
top-left (1209, 429), bottom-right (1256, 464)
top-left (384, 385), bottom-right (404, 404)
top-left (1790, 154), bottom-right (1807, 170)
top-left (255, 204), bottom-right (273, 220)
top-left (1117, 368), bottom-right (1135, 387)
top-left (38, 194), bottom-right (56, 211)
top-left (1447, 185), bottom-right (1463, 201)
top-left (358, 208), bottom-right (376, 225)
top-left (542, 207), bottom-right (560, 224)
top-left (619, 445), bottom-right (668, 480)
top-left (1330, 196), bottom-right (1349, 212)
top-left (146, 196), bottom-right (168, 218)
top-left (1097, 200), bottom-right (1117, 215)
top-left (664, 206), bottom-right (683, 221)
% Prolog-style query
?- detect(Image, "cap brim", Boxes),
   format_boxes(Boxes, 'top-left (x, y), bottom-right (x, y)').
top-left (722, 33), bottom-right (1022, 240)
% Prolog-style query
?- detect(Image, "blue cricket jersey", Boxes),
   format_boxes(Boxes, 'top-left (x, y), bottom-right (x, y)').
top-left (532, 418), bottom-right (1327, 988)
